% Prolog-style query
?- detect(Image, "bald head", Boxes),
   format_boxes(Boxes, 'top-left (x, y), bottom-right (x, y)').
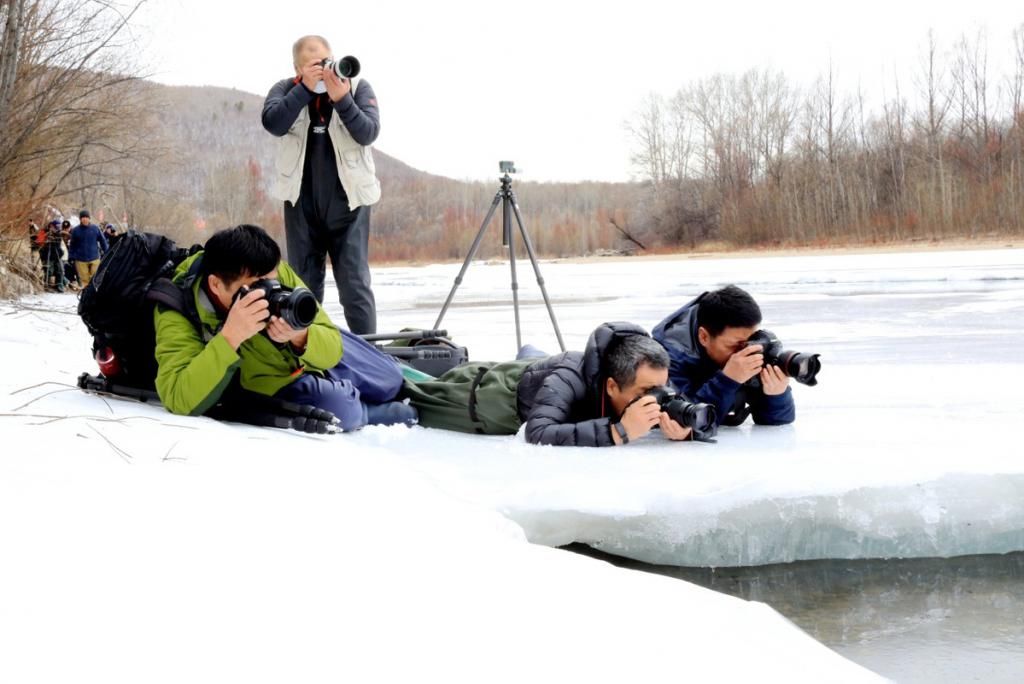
top-left (292, 35), bottom-right (330, 68)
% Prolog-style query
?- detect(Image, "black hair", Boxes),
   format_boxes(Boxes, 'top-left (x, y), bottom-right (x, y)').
top-left (606, 334), bottom-right (669, 388)
top-left (201, 224), bottom-right (281, 283)
top-left (696, 285), bottom-right (762, 337)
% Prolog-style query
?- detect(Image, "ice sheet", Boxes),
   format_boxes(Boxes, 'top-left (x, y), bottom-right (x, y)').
top-left (361, 248), bottom-right (1024, 567)
top-left (4, 248), bottom-right (1023, 577)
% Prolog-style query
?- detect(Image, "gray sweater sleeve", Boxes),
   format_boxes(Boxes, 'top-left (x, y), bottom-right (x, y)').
top-left (262, 78), bottom-right (314, 137)
top-left (332, 79), bottom-right (380, 146)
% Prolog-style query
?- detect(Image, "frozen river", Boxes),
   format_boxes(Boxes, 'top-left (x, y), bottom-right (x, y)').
top-left (321, 247), bottom-right (1024, 568)
top-left (3, 244), bottom-right (1023, 682)
top-left (356, 246), bottom-right (1024, 682)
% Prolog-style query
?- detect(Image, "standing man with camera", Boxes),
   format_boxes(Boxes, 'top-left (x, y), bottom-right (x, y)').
top-left (261, 35), bottom-right (381, 335)
top-left (653, 285), bottom-right (796, 427)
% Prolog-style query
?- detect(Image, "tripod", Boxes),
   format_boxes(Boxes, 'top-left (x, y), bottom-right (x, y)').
top-left (434, 170), bottom-right (566, 353)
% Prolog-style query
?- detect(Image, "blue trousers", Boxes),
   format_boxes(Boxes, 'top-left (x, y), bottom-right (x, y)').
top-left (274, 330), bottom-right (402, 431)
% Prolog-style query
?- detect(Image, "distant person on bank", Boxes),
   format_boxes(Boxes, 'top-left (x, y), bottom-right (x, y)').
top-left (28, 221), bottom-right (41, 263)
top-left (261, 34), bottom-right (381, 335)
top-left (62, 219), bottom-right (81, 289)
top-left (40, 220), bottom-right (68, 292)
top-left (69, 210), bottom-right (108, 287)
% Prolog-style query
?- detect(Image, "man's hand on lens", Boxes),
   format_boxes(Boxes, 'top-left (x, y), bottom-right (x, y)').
top-left (266, 315), bottom-right (309, 352)
top-left (221, 289), bottom-right (269, 350)
top-left (723, 344), bottom-right (764, 384)
top-left (324, 69), bottom-right (351, 103)
top-left (619, 395), bottom-right (662, 443)
top-left (300, 58), bottom-right (325, 92)
top-left (760, 364), bottom-right (790, 395)
top-left (658, 412), bottom-right (693, 441)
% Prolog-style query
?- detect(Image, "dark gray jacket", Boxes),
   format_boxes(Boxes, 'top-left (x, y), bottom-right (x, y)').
top-left (517, 322), bottom-right (653, 447)
top-left (261, 77), bottom-right (380, 145)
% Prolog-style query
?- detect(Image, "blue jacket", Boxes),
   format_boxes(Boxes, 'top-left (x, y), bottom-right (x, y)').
top-left (68, 223), bottom-right (108, 262)
top-left (652, 294), bottom-right (795, 426)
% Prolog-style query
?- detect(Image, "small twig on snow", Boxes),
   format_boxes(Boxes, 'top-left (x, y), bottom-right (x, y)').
top-left (11, 388), bottom-right (80, 412)
top-left (10, 381), bottom-right (79, 395)
top-left (162, 442), bottom-right (187, 462)
top-left (0, 413), bottom-right (199, 430)
top-left (87, 425), bottom-right (133, 463)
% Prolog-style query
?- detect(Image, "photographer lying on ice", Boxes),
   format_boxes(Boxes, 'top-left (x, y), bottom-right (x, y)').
top-left (153, 224), bottom-right (415, 429)
top-left (653, 285), bottom-right (818, 427)
top-left (401, 322), bottom-right (714, 446)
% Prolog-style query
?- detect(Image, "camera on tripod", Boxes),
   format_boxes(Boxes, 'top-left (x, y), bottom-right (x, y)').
top-left (434, 161), bottom-right (566, 354)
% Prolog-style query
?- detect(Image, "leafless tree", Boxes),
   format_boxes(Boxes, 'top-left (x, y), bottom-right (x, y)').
top-left (1, 0), bottom-right (150, 288)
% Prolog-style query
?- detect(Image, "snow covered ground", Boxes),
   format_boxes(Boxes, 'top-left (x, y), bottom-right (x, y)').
top-left (2, 246), bottom-right (1022, 681)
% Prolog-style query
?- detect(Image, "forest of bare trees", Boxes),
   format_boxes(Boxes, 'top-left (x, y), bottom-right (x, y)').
top-left (4, 7), bottom-right (1023, 298)
top-left (628, 28), bottom-right (1024, 248)
top-left (0, 0), bottom-right (158, 295)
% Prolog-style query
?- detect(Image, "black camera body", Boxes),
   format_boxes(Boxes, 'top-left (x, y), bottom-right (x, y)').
top-left (645, 386), bottom-right (718, 441)
top-left (320, 55), bottom-right (361, 80)
top-left (746, 329), bottom-right (821, 386)
top-left (236, 279), bottom-right (319, 331)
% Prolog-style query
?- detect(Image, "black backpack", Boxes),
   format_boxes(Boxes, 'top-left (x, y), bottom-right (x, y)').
top-left (78, 230), bottom-right (201, 390)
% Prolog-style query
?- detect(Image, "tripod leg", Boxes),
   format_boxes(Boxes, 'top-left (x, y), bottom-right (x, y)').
top-left (510, 194), bottom-right (567, 352)
top-left (433, 192), bottom-right (502, 330)
top-left (505, 195), bottom-right (523, 352)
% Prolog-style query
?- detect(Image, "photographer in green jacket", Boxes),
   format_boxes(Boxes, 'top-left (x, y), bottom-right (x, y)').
top-left (153, 224), bottom-right (415, 429)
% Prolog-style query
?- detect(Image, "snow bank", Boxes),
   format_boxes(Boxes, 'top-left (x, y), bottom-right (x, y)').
top-left (0, 301), bottom-right (877, 681)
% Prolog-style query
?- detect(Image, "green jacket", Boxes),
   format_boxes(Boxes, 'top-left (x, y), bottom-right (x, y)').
top-left (153, 252), bottom-right (343, 416)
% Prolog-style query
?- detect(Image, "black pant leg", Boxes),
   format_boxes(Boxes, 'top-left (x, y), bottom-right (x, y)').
top-left (325, 204), bottom-right (377, 334)
top-left (283, 200), bottom-right (328, 302)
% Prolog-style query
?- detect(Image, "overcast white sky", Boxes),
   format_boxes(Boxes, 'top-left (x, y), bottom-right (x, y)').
top-left (134, 0), bottom-right (1022, 183)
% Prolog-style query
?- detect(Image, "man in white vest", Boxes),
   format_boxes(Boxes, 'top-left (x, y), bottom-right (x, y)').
top-left (262, 35), bottom-right (381, 334)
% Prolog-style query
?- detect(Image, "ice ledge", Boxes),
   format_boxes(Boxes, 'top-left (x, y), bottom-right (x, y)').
top-left (509, 473), bottom-right (1024, 567)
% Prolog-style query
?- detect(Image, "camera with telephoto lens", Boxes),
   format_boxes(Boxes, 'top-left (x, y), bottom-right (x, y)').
top-left (235, 279), bottom-right (319, 331)
top-left (746, 329), bottom-right (821, 386)
top-left (320, 55), bottom-right (361, 79)
top-left (645, 386), bottom-right (718, 440)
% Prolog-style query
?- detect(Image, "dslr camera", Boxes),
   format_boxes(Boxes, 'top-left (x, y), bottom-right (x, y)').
top-left (746, 330), bottom-right (821, 386)
top-left (236, 279), bottom-right (319, 331)
top-left (645, 386), bottom-right (718, 441)
top-left (320, 55), bottom-right (361, 80)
